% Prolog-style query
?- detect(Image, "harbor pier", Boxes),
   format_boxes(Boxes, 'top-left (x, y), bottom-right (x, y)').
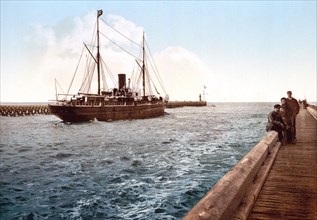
top-left (0, 102), bottom-right (208, 116)
top-left (166, 101), bottom-right (207, 108)
top-left (0, 104), bottom-right (50, 116)
top-left (184, 107), bottom-right (316, 219)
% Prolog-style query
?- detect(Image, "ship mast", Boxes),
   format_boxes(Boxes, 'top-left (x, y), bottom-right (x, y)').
top-left (142, 32), bottom-right (146, 97)
top-left (97, 9), bottom-right (103, 95)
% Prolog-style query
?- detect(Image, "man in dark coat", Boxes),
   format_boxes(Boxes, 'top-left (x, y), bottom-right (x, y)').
top-left (281, 97), bottom-right (294, 143)
top-left (286, 91), bottom-right (300, 141)
top-left (266, 104), bottom-right (285, 142)
top-left (280, 105), bottom-right (293, 143)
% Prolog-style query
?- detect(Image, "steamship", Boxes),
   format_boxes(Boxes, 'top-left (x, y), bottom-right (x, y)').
top-left (49, 9), bottom-right (168, 123)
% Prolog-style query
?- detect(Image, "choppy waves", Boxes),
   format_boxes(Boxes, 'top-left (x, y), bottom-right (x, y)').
top-left (0, 103), bottom-right (272, 219)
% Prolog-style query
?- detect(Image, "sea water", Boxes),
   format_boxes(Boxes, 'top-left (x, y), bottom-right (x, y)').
top-left (0, 103), bottom-right (273, 219)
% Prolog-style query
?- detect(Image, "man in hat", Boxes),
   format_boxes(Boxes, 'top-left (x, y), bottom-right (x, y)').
top-left (280, 97), bottom-right (294, 143)
top-left (286, 91), bottom-right (300, 141)
top-left (279, 105), bottom-right (293, 143)
top-left (266, 104), bottom-right (285, 142)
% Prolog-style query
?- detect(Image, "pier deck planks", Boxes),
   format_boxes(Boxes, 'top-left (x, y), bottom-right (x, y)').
top-left (248, 109), bottom-right (317, 219)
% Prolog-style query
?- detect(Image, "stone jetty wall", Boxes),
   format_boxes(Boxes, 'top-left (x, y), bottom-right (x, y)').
top-left (0, 105), bottom-right (50, 116)
top-left (1, 101), bottom-right (208, 116)
top-left (166, 101), bottom-right (207, 108)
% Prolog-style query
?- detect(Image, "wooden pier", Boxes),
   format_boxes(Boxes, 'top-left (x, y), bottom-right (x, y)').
top-left (248, 108), bottom-right (317, 219)
top-left (184, 107), bottom-right (316, 219)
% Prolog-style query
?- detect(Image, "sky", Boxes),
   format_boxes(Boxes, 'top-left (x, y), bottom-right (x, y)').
top-left (1, 1), bottom-right (316, 102)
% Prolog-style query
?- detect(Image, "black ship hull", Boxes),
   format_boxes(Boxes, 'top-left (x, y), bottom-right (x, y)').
top-left (48, 103), bottom-right (166, 123)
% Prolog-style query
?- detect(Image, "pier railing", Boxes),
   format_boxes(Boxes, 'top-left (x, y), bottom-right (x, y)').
top-left (307, 105), bottom-right (317, 120)
top-left (183, 131), bottom-right (280, 220)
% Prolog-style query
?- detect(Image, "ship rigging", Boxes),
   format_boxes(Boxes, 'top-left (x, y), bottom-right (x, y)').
top-left (49, 9), bottom-right (168, 122)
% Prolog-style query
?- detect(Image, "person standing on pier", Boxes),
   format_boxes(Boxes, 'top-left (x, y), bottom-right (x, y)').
top-left (279, 105), bottom-right (292, 143)
top-left (286, 91), bottom-right (300, 142)
top-left (266, 104), bottom-right (285, 142)
top-left (280, 97), bottom-right (294, 143)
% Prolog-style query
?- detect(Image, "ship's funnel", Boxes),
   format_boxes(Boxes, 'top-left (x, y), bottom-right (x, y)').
top-left (118, 74), bottom-right (126, 90)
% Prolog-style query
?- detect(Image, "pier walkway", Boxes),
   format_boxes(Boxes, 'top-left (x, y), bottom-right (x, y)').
top-left (184, 108), bottom-right (316, 220)
top-left (248, 108), bottom-right (317, 219)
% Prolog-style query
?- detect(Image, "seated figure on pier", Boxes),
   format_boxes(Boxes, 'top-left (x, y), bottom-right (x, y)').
top-left (266, 104), bottom-right (285, 142)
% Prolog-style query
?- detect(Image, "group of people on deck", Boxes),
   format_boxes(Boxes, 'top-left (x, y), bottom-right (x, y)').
top-left (266, 91), bottom-right (300, 144)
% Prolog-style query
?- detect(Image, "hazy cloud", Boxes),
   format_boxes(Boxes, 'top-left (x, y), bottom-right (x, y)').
top-left (1, 11), bottom-right (209, 102)
top-left (155, 47), bottom-right (208, 101)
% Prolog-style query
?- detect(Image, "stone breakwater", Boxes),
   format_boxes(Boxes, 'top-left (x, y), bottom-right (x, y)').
top-left (0, 101), bottom-right (209, 116)
top-left (166, 101), bottom-right (207, 108)
top-left (0, 105), bottom-right (50, 116)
